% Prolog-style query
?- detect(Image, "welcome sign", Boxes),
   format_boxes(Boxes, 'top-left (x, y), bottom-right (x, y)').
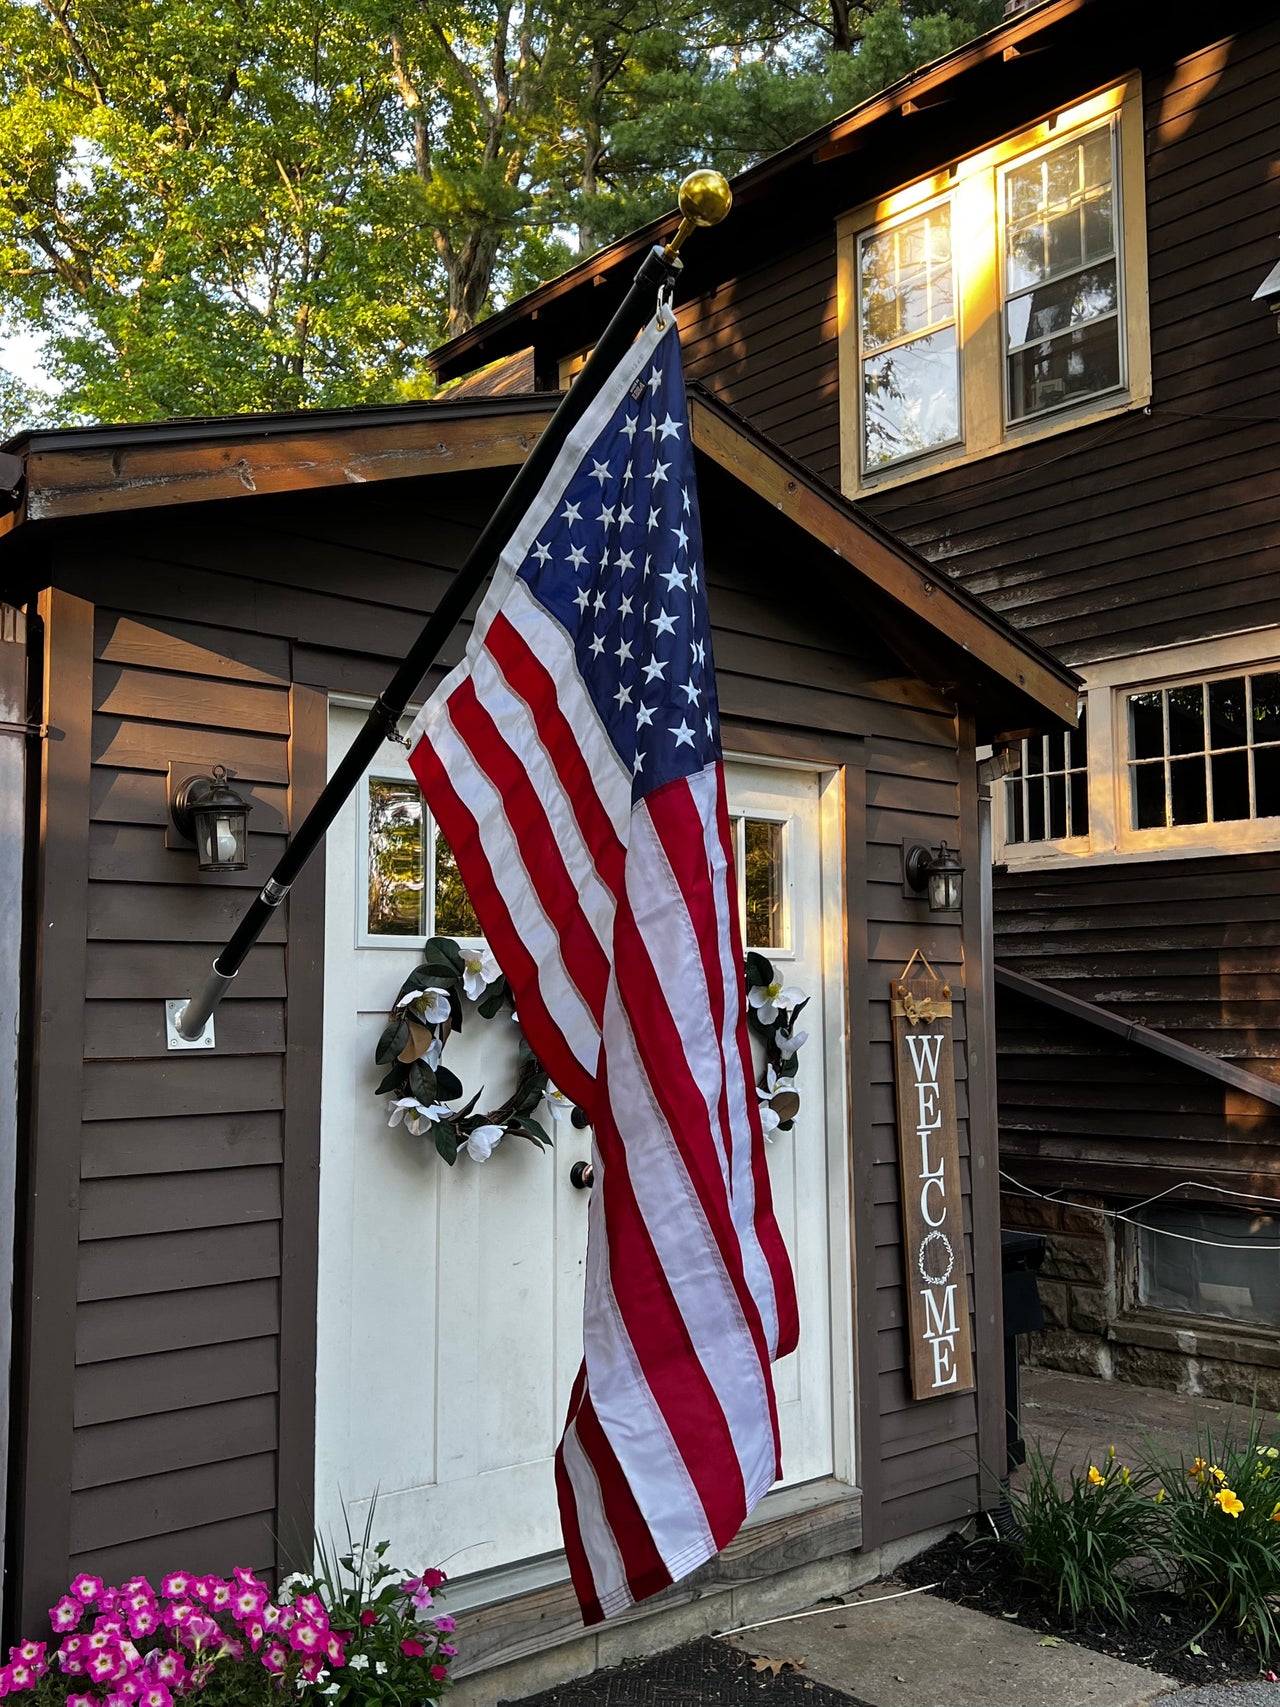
top-left (891, 970), bottom-right (975, 1400)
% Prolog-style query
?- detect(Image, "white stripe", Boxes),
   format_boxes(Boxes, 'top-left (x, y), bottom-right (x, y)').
top-left (559, 1417), bottom-right (632, 1618)
top-left (581, 1152), bottom-right (714, 1569)
top-left (694, 765), bottom-right (780, 1357)
top-left (407, 315), bottom-right (672, 754)
top-left (423, 706), bottom-right (601, 1075)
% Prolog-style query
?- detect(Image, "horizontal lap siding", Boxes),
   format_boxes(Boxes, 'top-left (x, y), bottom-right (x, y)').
top-left (70, 607), bottom-right (293, 1582)
top-left (857, 21), bottom-right (1280, 668)
top-left (42, 454), bottom-right (981, 1584)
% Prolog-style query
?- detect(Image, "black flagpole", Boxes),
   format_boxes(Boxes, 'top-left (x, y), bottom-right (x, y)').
top-left (171, 172), bottom-right (733, 1044)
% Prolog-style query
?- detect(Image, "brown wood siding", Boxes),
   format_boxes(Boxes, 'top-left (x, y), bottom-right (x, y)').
top-left (993, 853), bottom-right (1280, 1193)
top-left (857, 21), bottom-right (1280, 669)
top-left (17, 454), bottom-right (998, 1593)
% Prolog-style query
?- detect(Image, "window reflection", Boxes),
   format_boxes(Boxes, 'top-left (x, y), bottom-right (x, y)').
top-left (367, 776), bottom-right (479, 939)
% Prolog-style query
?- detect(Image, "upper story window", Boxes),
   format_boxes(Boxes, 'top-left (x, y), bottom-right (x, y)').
top-left (995, 635), bottom-right (1280, 867)
top-left (838, 79), bottom-right (1149, 497)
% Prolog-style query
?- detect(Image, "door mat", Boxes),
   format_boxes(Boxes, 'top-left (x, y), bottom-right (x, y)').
top-left (502, 1634), bottom-right (871, 1704)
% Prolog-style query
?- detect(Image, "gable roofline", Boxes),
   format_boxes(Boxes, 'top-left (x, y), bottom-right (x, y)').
top-left (0, 381), bottom-right (1078, 734)
top-left (427, 0), bottom-right (1097, 382)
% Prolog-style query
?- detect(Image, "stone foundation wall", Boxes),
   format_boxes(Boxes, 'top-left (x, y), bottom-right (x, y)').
top-left (1000, 1191), bottom-right (1280, 1405)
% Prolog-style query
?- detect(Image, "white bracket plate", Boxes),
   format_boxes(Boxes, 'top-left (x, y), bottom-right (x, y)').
top-left (165, 999), bottom-right (215, 1050)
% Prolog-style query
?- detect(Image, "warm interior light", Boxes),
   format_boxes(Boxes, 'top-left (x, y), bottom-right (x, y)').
top-left (171, 764), bottom-right (252, 872)
top-left (905, 839), bottom-right (965, 913)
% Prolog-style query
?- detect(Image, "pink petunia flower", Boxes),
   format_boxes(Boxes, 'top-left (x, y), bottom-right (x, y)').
top-left (158, 1576), bottom-right (190, 1601)
top-left (260, 1604), bottom-right (284, 1632)
top-left (243, 1620), bottom-right (265, 1652)
top-left (324, 1633), bottom-right (346, 1667)
top-left (183, 1615), bottom-right (219, 1649)
top-left (439, 1644), bottom-right (457, 1658)
top-left (298, 1655), bottom-right (324, 1684)
top-left (232, 1567), bottom-right (262, 1589)
top-left (408, 1586), bottom-right (433, 1613)
top-left (12, 1643), bottom-right (44, 1673)
top-left (50, 1596), bottom-right (84, 1633)
top-left (293, 1594), bottom-right (327, 1627)
top-left (70, 1576), bottom-right (104, 1605)
top-left (161, 1605), bottom-right (192, 1632)
top-left (151, 1652), bottom-right (186, 1687)
top-left (217, 1638), bottom-right (243, 1662)
top-left (103, 1694), bottom-right (131, 1707)
top-left (116, 1676), bottom-right (142, 1701)
top-left (85, 1632), bottom-right (114, 1653)
top-left (141, 1688), bottom-right (172, 1707)
top-left (66, 1694), bottom-right (96, 1707)
top-left (232, 1587), bottom-right (266, 1623)
top-left (430, 1664), bottom-right (448, 1681)
top-left (88, 1654), bottom-right (119, 1684)
top-left (260, 1643), bottom-right (288, 1675)
top-left (207, 1583), bottom-right (232, 1613)
top-left (434, 1616), bottom-right (455, 1634)
top-left (400, 1639), bottom-right (425, 1658)
top-left (128, 1610), bottom-right (158, 1641)
top-left (287, 1621), bottom-right (323, 1654)
top-left (0, 1666), bottom-right (13, 1696)
top-left (359, 1610), bottom-right (377, 1628)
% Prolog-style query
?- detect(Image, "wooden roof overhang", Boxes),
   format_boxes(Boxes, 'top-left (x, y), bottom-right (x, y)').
top-left (0, 386), bottom-right (1077, 739)
top-left (426, 0), bottom-right (1275, 386)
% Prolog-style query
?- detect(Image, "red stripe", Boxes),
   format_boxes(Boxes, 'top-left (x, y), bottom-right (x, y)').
top-left (554, 1370), bottom-right (601, 1623)
top-left (486, 613), bottom-right (627, 899)
top-left (589, 1092), bottom-right (749, 1548)
top-left (446, 675), bottom-right (613, 1022)
top-left (573, 1388), bottom-right (671, 1608)
top-left (410, 731), bottom-right (597, 1112)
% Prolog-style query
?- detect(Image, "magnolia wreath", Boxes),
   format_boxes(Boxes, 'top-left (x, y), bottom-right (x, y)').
top-left (374, 937), bottom-right (808, 1164)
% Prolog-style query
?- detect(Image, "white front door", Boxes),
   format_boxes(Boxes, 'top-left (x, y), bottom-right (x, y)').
top-left (315, 708), bottom-right (850, 1585)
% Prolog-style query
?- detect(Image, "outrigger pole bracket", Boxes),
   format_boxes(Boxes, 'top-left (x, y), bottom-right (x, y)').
top-left (166, 170), bottom-right (733, 1050)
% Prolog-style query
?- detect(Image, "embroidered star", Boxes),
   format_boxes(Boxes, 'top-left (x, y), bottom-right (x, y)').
top-left (681, 486), bottom-right (691, 515)
top-left (589, 633), bottom-right (606, 657)
top-left (642, 657), bottom-right (668, 683)
top-left (647, 506), bottom-right (661, 531)
top-left (561, 500), bottom-right (582, 525)
top-left (567, 544), bottom-right (587, 570)
top-left (598, 545), bottom-right (611, 570)
top-left (621, 415), bottom-right (638, 440)
top-left (671, 523), bottom-right (689, 552)
top-left (658, 413), bottom-right (681, 441)
top-left (681, 680), bottom-right (701, 706)
top-left (661, 565), bottom-right (687, 594)
top-left (532, 540), bottom-right (551, 566)
top-left (633, 750), bottom-right (645, 774)
top-left (690, 563), bottom-right (700, 592)
top-left (615, 548), bottom-right (635, 572)
top-left (614, 683), bottom-right (633, 708)
top-left (615, 638), bottom-right (634, 665)
top-left (622, 461), bottom-right (634, 486)
top-left (647, 369), bottom-right (662, 395)
top-left (636, 703), bottom-right (655, 727)
top-left (706, 715), bottom-right (714, 738)
top-left (693, 638), bottom-right (706, 665)
top-left (597, 503), bottom-right (616, 527)
top-left (590, 459), bottom-right (612, 486)
top-left (619, 593), bottom-right (634, 618)
top-left (573, 586), bottom-right (591, 613)
top-left (617, 501), bottom-right (633, 527)
top-left (670, 719), bottom-right (695, 748)
top-left (651, 458), bottom-right (670, 485)
top-left (593, 590), bottom-right (607, 614)
top-left (651, 608), bottom-right (677, 637)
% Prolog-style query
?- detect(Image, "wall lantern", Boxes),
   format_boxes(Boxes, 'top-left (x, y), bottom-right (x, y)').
top-left (904, 840), bottom-right (964, 913)
top-left (170, 765), bottom-right (253, 872)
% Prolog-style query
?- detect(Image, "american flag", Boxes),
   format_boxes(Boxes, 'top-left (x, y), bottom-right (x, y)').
top-left (407, 314), bottom-right (799, 1624)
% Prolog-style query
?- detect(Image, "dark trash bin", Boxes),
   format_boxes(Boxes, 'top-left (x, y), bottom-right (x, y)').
top-left (1001, 1228), bottom-right (1045, 1472)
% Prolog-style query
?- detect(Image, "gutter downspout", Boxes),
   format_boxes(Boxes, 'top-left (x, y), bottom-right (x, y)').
top-left (0, 606), bottom-right (26, 1625)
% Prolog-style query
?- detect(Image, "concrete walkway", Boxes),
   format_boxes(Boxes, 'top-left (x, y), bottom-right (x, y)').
top-left (1018, 1365), bottom-right (1242, 1476)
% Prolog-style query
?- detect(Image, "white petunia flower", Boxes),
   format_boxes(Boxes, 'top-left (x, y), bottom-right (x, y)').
top-left (347, 1655), bottom-right (370, 1672)
top-left (777, 1027), bottom-right (808, 1060)
top-left (463, 1123), bottom-right (505, 1162)
top-left (375, 1662), bottom-right (388, 1676)
top-left (461, 945), bottom-right (500, 1000)
top-left (397, 986), bottom-right (452, 1026)
top-left (747, 980), bottom-right (805, 1027)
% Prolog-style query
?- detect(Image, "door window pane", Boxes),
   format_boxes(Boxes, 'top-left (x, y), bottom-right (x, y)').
top-left (434, 831), bottom-right (480, 937)
top-left (368, 779), bottom-right (424, 936)
top-left (730, 816), bottom-right (788, 950)
top-left (859, 203), bottom-right (960, 472)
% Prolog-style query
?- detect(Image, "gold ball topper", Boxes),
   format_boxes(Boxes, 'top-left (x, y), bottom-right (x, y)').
top-left (663, 170), bottom-right (732, 260)
top-left (678, 170), bottom-right (732, 228)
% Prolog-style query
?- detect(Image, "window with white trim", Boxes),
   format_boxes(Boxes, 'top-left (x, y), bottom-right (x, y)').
top-left (995, 635), bottom-right (1280, 866)
top-left (363, 774), bottom-right (479, 944)
top-left (838, 78), bottom-right (1149, 497)
top-left (729, 814), bottom-right (790, 951)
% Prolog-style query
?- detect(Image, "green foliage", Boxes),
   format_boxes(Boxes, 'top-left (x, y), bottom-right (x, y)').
top-left (1007, 1440), bottom-right (1163, 1628)
top-left (1146, 1415), bottom-right (1280, 1658)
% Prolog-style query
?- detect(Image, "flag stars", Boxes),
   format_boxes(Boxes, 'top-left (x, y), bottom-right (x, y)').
top-left (660, 565), bottom-right (687, 594)
top-left (658, 413), bottom-right (681, 441)
top-left (647, 506), bottom-right (661, 531)
top-left (670, 719), bottom-right (695, 748)
top-left (651, 608), bottom-right (677, 637)
top-left (589, 634), bottom-right (606, 658)
top-left (621, 415), bottom-right (638, 440)
top-left (671, 523), bottom-right (689, 552)
top-left (619, 593), bottom-right (634, 618)
top-left (532, 540), bottom-right (552, 566)
top-left (642, 657), bottom-right (667, 683)
top-left (681, 486), bottom-right (691, 515)
top-left (681, 681), bottom-right (701, 706)
top-left (593, 590), bottom-right (607, 614)
top-left (573, 586), bottom-right (591, 614)
top-left (693, 638), bottom-right (706, 666)
top-left (651, 459), bottom-right (670, 485)
top-left (567, 544), bottom-right (587, 570)
top-left (617, 501), bottom-right (633, 527)
top-left (647, 369), bottom-right (662, 395)
top-left (615, 547), bottom-right (635, 572)
top-left (636, 704), bottom-right (655, 727)
top-left (597, 502), bottom-right (616, 527)
top-left (615, 638), bottom-right (634, 665)
top-left (561, 499), bottom-right (582, 525)
top-left (614, 684), bottom-right (633, 708)
top-left (590, 459), bottom-right (612, 486)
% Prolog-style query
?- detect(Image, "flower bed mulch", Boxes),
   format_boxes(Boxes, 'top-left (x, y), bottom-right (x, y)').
top-left (895, 1529), bottom-right (1266, 1687)
top-left (504, 1634), bottom-right (870, 1703)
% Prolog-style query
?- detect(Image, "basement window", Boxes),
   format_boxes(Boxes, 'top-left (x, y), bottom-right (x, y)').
top-left (1134, 1204), bottom-right (1280, 1329)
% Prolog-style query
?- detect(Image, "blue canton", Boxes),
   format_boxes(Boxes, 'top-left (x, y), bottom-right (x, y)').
top-left (516, 327), bottom-right (719, 802)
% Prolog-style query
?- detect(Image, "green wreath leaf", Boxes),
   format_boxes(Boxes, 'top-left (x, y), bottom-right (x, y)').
top-left (408, 1060), bottom-right (438, 1103)
top-left (433, 1124), bottom-right (459, 1165)
top-left (514, 1114), bottom-right (552, 1148)
top-left (425, 936), bottom-right (465, 976)
top-left (375, 1065), bottom-right (405, 1096)
top-left (744, 951), bottom-right (774, 989)
top-left (376, 1017), bottom-right (409, 1065)
top-left (477, 979), bottom-right (508, 1020)
top-left (435, 1064), bottom-right (464, 1102)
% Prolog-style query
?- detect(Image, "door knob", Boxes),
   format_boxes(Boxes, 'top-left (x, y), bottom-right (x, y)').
top-left (569, 1161), bottom-right (594, 1190)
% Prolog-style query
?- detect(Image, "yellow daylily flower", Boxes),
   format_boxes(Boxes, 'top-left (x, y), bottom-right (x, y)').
top-left (1209, 1465), bottom-right (1226, 1483)
top-left (1155, 1488), bottom-right (1167, 1504)
top-left (1087, 1466), bottom-right (1106, 1486)
top-left (1189, 1457), bottom-right (1208, 1481)
top-left (1213, 1487), bottom-right (1244, 1518)
top-left (1107, 1445), bottom-right (1116, 1460)
top-left (1120, 1466), bottom-right (1131, 1485)
top-left (1269, 1500), bottom-right (1280, 1522)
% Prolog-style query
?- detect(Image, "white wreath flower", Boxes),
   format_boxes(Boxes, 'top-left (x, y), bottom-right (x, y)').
top-left (387, 1096), bottom-right (453, 1137)
top-left (461, 945), bottom-right (500, 1001)
top-left (748, 980), bottom-right (804, 1026)
top-left (463, 1123), bottom-right (505, 1162)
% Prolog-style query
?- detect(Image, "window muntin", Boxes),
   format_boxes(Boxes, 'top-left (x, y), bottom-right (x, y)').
top-left (1004, 706), bottom-right (1089, 845)
top-left (1001, 121), bottom-right (1123, 424)
top-left (1135, 1204), bottom-right (1280, 1329)
top-left (857, 201), bottom-right (961, 472)
top-left (730, 815), bottom-right (789, 951)
top-left (366, 775), bottom-right (480, 940)
top-left (1125, 672), bottom-right (1280, 832)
